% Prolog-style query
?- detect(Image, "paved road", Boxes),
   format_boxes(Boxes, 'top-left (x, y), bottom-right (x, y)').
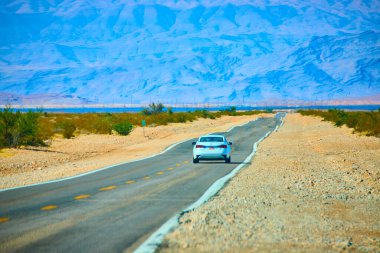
top-left (0, 115), bottom-right (283, 253)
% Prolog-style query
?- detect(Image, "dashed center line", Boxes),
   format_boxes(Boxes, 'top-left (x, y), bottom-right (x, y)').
top-left (99, 186), bottom-right (117, 191)
top-left (3, 161), bottom-right (182, 219)
top-left (0, 217), bottom-right (9, 223)
top-left (183, 160), bottom-right (189, 164)
top-left (74, 194), bottom-right (91, 200)
top-left (41, 205), bottom-right (58, 211)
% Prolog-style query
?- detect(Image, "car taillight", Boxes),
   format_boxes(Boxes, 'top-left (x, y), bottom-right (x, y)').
top-left (196, 145), bottom-right (205, 148)
top-left (219, 145), bottom-right (227, 148)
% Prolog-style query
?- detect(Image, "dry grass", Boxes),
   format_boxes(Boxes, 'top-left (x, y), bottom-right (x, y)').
top-left (299, 109), bottom-right (380, 137)
top-left (0, 107), bottom-right (268, 148)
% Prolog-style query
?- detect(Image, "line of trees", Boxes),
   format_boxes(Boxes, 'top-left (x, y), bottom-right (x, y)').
top-left (0, 103), bottom-right (266, 149)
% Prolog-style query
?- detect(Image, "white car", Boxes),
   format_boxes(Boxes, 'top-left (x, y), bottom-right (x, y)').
top-left (192, 134), bottom-right (232, 163)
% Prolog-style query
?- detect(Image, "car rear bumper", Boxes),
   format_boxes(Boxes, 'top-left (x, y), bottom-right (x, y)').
top-left (195, 153), bottom-right (229, 160)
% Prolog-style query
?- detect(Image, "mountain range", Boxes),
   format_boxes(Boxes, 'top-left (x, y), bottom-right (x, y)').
top-left (0, 0), bottom-right (379, 105)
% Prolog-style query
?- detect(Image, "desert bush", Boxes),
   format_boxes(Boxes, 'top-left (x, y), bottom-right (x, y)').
top-left (174, 113), bottom-right (188, 123)
top-left (141, 102), bottom-right (165, 115)
top-left (14, 110), bottom-right (44, 146)
top-left (152, 114), bottom-right (169, 125)
top-left (0, 106), bottom-right (45, 147)
top-left (141, 108), bottom-right (151, 116)
top-left (220, 106), bottom-right (238, 116)
top-left (299, 109), bottom-right (380, 137)
top-left (92, 116), bottom-right (113, 134)
top-left (112, 121), bottom-right (133, 135)
top-left (196, 109), bottom-right (214, 119)
top-left (37, 116), bottom-right (55, 141)
top-left (60, 120), bottom-right (76, 139)
top-left (0, 106), bottom-right (17, 147)
top-left (208, 114), bottom-right (216, 119)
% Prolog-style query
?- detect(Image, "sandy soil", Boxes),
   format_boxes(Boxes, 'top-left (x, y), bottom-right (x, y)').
top-left (160, 113), bottom-right (380, 253)
top-left (0, 114), bottom-right (268, 189)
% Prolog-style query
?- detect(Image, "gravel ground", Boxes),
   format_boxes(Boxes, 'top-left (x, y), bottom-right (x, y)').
top-left (160, 113), bottom-right (380, 253)
top-left (0, 114), bottom-right (268, 189)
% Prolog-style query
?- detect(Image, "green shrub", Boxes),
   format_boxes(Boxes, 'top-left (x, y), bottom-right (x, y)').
top-left (198, 109), bottom-right (214, 119)
top-left (0, 106), bottom-right (17, 147)
top-left (112, 121), bottom-right (133, 136)
top-left (141, 108), bottom-right (151, 116)
top-left (15, 110), bottom-right (43, 145)
top-left (0, 106), bottom-right (45, 147)
top-left (153, 114), bottom-right (169, 125)
top-left (175, 113), bottom-right (188, 123)
top-left (93, 117), bottom-right (113, 134)
top-left (60, 120), bottom-right (76, 139)
top-left (299, 109), bottom-right (380, 137)
top-left (37, 116), bottom-right (55, 141)
top-left (141, 102), bottom-right (165, 115)
top-left (219, 106), bottom-right (238, 116)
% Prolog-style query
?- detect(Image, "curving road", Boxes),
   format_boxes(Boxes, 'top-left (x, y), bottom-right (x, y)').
top-left (0, 115), bottom-right (283, 253)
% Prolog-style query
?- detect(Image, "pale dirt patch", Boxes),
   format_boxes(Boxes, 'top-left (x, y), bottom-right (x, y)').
top-left (160, 113), bottom-right (380, 253)
top-left (0, 114), bottom-right (268, 189)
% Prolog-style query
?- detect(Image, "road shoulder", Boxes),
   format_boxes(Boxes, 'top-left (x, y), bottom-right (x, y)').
top-left (159, 113), bottom-right (380, 252)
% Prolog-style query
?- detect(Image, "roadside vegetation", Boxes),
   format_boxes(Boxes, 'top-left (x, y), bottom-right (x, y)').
top-left (0, 107), bottom-right (46, 148)
top-left (299, 109), bottom-right (380, 137)
top-left (0, 103), bottom-right (267, 148)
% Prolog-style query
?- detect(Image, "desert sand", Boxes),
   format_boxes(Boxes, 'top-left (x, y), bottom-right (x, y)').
top-left (0, 114), bottom-right (268, 189)
top-left (160, 113), bottom-right (380, 253)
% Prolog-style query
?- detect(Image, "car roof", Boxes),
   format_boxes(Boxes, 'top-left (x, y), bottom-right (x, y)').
top-left (199, 134), bottom-right (225, 138)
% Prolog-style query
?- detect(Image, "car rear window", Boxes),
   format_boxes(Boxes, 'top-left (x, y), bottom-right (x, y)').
top-left (200, 137), bottom-right (224, 142)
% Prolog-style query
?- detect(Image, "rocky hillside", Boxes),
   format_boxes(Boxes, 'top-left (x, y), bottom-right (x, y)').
top-left (0, 0), bottom-right (379, 104)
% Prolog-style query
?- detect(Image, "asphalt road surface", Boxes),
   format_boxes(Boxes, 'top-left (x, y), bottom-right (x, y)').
top-left (0, 115), bottom-right (283, 253)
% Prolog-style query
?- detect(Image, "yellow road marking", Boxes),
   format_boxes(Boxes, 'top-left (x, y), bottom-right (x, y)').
top-left (0, 217), bottom-right (9, 223)
top-left (125, 180), bottom-right (135, 184)
top-left (175, 163), bottom-right (181, 167)
top-left (143, 176), bottom-right (150, 180)
top-left (74, 194), bottom-right (91, 200)
top-left (183, 160), bottom-right (189, 164)
top-left (156, 171), bottom-right (164, 175)
top-left (99, 185), bottom-right (116, 191)
top-left (167, 167), bottom-right (174, 171)
top-left (41, 205), bottom-right (57, 211)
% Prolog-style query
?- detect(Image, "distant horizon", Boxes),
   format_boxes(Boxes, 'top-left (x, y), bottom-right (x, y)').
top-left (1, 102), bottom-right (380, 109)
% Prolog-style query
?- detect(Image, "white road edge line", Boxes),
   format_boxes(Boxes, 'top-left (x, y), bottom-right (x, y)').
top-left (133, 114), bottom-right (285, 253)
top-left (0, 117), bottom-right (258, 193)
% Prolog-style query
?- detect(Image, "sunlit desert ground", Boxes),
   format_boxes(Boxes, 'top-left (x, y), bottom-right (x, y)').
top-left (160, 113), bottom-right (380, 252)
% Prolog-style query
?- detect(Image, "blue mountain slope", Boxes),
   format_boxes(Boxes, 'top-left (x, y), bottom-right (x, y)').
top-left (0, 0), bottom-right (379, 104)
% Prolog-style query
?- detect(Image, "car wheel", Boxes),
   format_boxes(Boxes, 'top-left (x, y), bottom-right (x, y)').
top-left (225, 156), bottom-right (231, 163)
top-left (193, 157), bottom-right (199, 163)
